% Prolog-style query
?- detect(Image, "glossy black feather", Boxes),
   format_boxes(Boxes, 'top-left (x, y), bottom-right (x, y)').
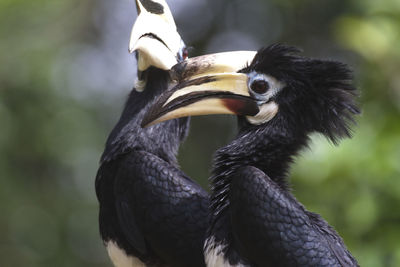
top-left (207, 44), bottom-right (359, 266)
top-left (96, 68), bottom-right (209, 266)
top-left (241, 44), bottom-right (360, 144)
top-left (114, 150), bottom-right (209, 266)
top-left (230, 166), bottom-right (357, 267)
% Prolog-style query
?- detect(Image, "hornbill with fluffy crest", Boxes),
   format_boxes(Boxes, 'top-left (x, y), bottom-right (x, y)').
top-left (95, 1), bottom-right (209, 266)
top-left (143, 44), bottom-right (360, 266)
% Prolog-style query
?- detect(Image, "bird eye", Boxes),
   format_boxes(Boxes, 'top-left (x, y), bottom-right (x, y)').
top-left (182, 48), bottom-right (188, 60)
top-left (247, 72), bottom-right (284, 103)
top-left (250, 79), bottom-right (270, 94)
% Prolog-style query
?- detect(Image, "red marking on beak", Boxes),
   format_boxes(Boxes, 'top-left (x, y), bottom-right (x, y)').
top-left (222, 98), bottom-right (259, 116)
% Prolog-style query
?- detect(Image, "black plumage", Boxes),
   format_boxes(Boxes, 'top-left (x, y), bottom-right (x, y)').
top-left (95, 67), bottom-right (209, 266)
top-left (142, 44), bottom-right (360, 266)
top-left (95, 0), bottom-right (211, 265)
top-left (205, 45), bottom-right (360, 266)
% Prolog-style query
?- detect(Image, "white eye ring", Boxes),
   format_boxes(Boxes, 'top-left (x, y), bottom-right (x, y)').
top-left (247, 72), bottom-right (285, 103)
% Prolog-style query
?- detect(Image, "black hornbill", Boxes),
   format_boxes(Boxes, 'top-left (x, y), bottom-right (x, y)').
top-left (142, 44), bottom-right (360, 266)
top-left (95, 1), bottom-right (209, 266)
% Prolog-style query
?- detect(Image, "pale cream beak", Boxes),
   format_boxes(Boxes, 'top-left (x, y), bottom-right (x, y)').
top-left (141, 51), bottom-right (263, 127)
top-left (129, 0), bottom-right (183, 71)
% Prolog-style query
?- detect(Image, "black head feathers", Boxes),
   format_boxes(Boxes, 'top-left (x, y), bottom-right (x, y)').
top-left (242, 44), bottom-right (360, 144)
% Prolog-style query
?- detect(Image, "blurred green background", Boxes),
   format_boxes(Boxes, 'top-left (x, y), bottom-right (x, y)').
top-left (1, 0), bottom-right (399, 266)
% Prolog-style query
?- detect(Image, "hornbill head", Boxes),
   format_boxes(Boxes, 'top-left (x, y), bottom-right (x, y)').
top-left (130, 0), bottom-right (187, 89)
top-left (142, 44), bottom-right (359, 144)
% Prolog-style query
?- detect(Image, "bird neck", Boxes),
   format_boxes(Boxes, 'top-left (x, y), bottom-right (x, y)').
top-left (208, 114), bottom-right (309, 234)
top-left (101, 68), bottom-right (189, 164)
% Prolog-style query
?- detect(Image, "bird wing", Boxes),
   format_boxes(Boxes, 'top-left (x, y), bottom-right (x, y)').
top-left (114, 150), bottom-right (209, 267)
top-left (229, 166), bottom-right (358, 267)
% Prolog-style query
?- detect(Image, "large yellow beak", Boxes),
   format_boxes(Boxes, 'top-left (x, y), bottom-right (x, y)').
top-left (141, 51), bottom-right (262, 127)
top-left (130, 0), bottom-right (184, 71)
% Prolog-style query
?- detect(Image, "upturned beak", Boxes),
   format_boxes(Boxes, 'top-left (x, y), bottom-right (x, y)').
top-left (130, 0), bottom-right (184, 71)
top-left (141, 51), bottom-right (261, 127)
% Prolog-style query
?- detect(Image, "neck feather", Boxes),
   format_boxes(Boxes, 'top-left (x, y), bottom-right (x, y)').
top-left (209, 114), bottom-right (309, 220)
top-left (101, 68), bottom-right (189, 164)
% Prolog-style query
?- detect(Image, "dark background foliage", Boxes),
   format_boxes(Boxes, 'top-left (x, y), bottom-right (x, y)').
top-left (1, 0), bottom-right (399, 266)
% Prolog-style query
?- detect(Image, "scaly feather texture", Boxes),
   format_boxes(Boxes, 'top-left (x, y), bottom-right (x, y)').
top-left (207, 44), bottom-right (359, 266)
top-left (96, 68), bottom-right (209, 267)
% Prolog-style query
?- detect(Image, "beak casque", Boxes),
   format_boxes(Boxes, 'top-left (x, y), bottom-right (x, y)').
top-left (141, 51), bottom-right (261, 127)
top-left (130, 0), bottom-right (183, 71)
